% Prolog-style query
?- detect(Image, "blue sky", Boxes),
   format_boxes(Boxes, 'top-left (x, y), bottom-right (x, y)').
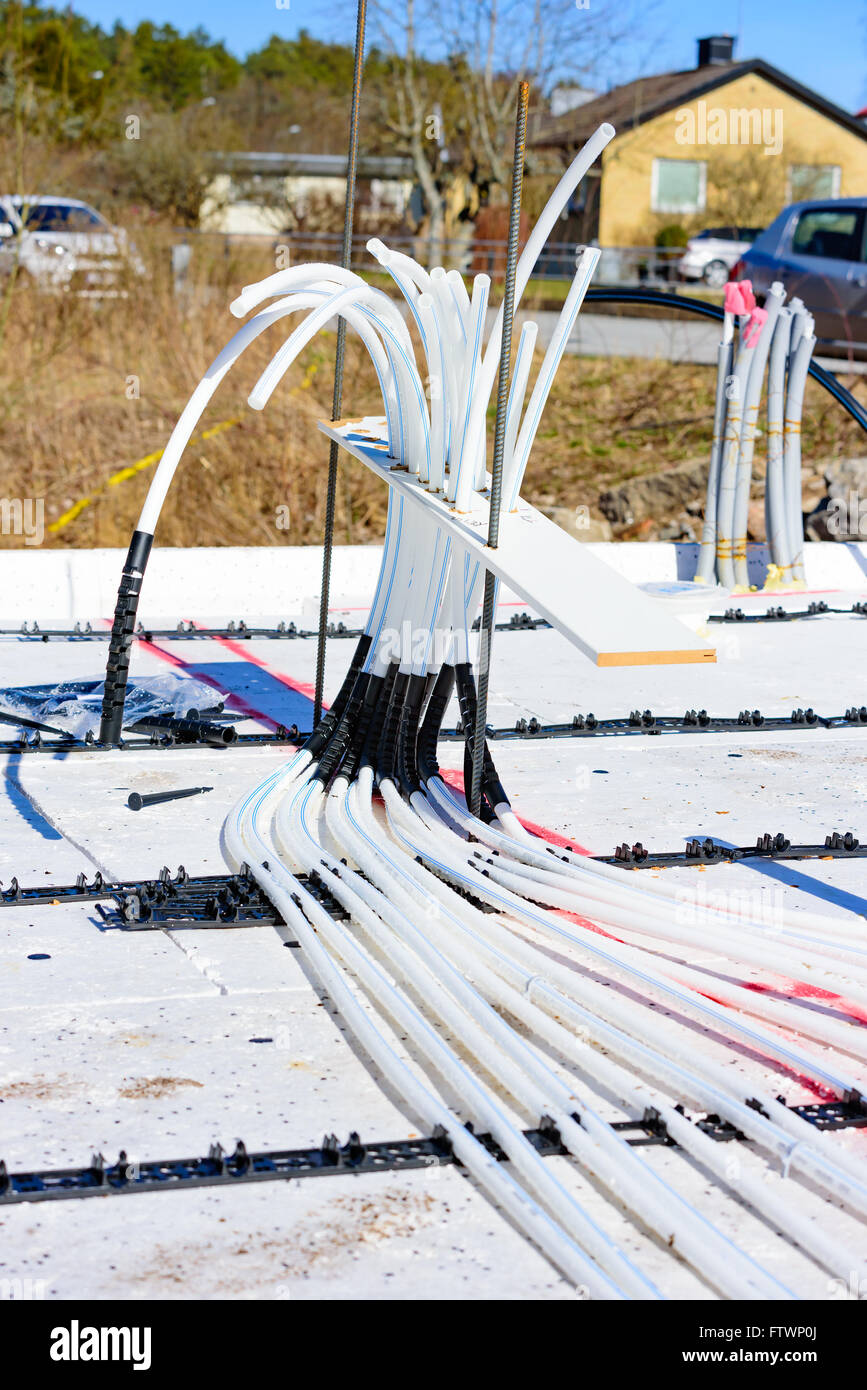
top-left (71, 0), bottom-right (867, 114)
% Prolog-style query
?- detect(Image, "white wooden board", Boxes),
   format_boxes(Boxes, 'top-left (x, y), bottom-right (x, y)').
top-left (320, 416), bottom-right (715, 666)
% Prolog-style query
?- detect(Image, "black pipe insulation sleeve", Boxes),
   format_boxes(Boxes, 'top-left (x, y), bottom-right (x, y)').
top-left (454, 664), bottom-right (493, 820)
top-left (418, 668), bottom-right (438, 725)
top-left (303, 632), bottom-right (372, 759)
top-left (454, 662), bottom-right (509, 820)
top-left (376, 670), bottom-right (409, 784)
top-left (312, 670), bottom-right (372, 785)
top-left (359, 662), bottom-right (397, 773)
top-left (395, 673), bottom-right (428, 796)
top-left (417, 665), bottom-right (455, 784)
top-left (98, 529), bottom-right (154, 746)
top-left (338, 672), bottom-right (387, 784)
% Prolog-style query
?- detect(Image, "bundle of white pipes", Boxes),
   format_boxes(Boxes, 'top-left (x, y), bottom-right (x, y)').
top-left (695, 279), bottom-right (816, 590)
top-left (107, 122), bottom-right (866, 1297)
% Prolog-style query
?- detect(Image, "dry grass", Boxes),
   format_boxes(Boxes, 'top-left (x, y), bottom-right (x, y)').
top-left (1, 227), bottom-right (866, 550)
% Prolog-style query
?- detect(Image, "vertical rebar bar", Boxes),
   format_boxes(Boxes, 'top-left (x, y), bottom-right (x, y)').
top-left (469, 80), bottom-right (529, 818)
top-left (313, 0), bottom-right (367, 726)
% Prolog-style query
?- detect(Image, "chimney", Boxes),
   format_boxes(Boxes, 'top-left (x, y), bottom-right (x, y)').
top-left (697, 35), bottom-right (735, 67)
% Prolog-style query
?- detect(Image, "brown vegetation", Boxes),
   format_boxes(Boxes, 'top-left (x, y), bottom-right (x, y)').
top-left (1, 227), bottom-right (866, 552)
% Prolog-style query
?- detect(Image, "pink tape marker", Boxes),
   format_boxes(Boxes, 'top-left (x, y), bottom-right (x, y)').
top-left (743, 306), bottom-right (768, 348)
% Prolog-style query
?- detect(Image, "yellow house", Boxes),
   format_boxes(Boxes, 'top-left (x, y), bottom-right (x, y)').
top-left (529, 36), bottom-right (867, 247)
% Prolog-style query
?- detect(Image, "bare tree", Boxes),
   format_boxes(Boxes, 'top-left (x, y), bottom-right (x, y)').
top-left (372, 0), bottom-right (452, 260)
top-left (370, 0), bottom-right (645, 263)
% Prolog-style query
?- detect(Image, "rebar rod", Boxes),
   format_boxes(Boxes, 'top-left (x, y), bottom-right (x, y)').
top-left (470, 81), bottom-right (529, 817)
top-left (313, 0), bottom-right (367, 726)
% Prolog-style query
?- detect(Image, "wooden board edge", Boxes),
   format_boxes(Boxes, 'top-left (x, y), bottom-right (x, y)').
top-left (597, 649), bottom-right (717, 667)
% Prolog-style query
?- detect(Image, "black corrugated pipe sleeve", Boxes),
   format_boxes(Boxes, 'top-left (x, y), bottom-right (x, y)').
top-left (454, 661), bottom-right (509, 820)
top-left (98, 530), bottom-right (154, 746)
top-left (304, 632), bottom-right (372, 759)
top-left (359, 662), bottom-right (397, 773)
top-left (417, 665), bottom-right (454, 784)
top-left (395, 672), bottom-right (428, 796)
top-left (338, 671), bottom-right (387, 784)
top-left (312, 669), bottom-right (371, 785)
top-left (376, 670), bottom-right (409, 785)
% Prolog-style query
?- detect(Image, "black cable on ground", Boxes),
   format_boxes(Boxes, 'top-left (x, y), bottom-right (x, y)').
top-left (583, 288), bottom-right (867, 435)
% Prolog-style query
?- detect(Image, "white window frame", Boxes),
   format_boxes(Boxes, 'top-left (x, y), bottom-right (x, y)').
top-left (651, 157), bottom-right (707, 215)
top-left (786, 163), bottom-right (842, 202)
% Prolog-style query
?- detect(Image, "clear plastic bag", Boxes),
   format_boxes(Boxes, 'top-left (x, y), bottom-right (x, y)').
top-left (0, 673), bottom-right (223, 738)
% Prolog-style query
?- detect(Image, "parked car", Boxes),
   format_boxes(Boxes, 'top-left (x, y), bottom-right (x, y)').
top-left (733, 198), bottom-right (867, 354)
top-left (676, 227), bottom-right (762, 288)
top-left (0, 196), bottom-right (144, 293)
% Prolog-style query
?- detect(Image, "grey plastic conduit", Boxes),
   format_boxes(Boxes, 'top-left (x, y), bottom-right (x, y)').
top-left (765, 308), bottom-right (793, 576)
top-left (731, 283), bottom-right (785, 588)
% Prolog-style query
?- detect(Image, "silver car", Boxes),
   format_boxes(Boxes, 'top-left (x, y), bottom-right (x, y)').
top-left (0, 195), bottom-right (144, 293)
top-left (676, 227), bottom-right (762, 288)
top-left (736, 197), bottom-right (867, 354)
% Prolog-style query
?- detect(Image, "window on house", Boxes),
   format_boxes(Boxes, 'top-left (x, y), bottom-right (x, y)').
top-left (651, 158), bottom-right (706, 214)
top-left (792, 207), bottom-right (865, 262)
top-left (788, 164), bottom-right (841, 201)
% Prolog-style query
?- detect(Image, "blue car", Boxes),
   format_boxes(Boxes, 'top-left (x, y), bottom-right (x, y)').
top-left (734, 197), bottom-right (867, 355)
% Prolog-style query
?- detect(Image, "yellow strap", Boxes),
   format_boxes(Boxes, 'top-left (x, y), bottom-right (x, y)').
top-left (48, 418), bottom-right (241, 535)
top-left (48, 356), bottom-right (320, 536)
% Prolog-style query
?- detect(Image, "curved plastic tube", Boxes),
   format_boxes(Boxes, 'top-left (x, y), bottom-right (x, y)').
top-left (505, 248), bottom-right (601, 509)
top-left (137, 287), bottom-right (399, 536)
top-left (224, 770), bottom-right (620, 1295)
top-left (372, 784), bottom-right (857, 1286)
top-left (449, 274), bottom-right (491, 509)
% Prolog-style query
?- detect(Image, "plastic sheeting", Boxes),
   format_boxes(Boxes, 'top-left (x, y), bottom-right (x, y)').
top-left (0, 673), bottom-right (222, 738)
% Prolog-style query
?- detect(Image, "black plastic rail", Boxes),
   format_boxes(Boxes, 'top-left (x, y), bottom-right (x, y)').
top-left (597, 830), bottom-right (864, 868)
top-left (711, 602), bottom-right (867, 624)
top-left (7, 599), bottom-right (865, 646)
top-left (0, 725), bottom-right (304, 755)
top-left (5, 620), bottom-right (364, 642)
top-left (0, 864), bottom-right (321, 934)
top-left (3, 702), bottom-right (867, 757)
top-left (446, 705), bottom-right (867, 741)
top-left (3, 825), bottom-right (863, 930)
top-left (3, 1099), bottom-right (864, 1206)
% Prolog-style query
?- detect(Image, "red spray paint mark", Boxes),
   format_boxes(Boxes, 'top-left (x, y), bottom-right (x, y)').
top-left (742, 976), bottom-right (867, 1027)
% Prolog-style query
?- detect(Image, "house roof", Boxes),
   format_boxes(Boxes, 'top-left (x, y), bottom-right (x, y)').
top-left (216, 152), bottom-right (414, 180)
top-left (529, 59), bottom-right (867, 150)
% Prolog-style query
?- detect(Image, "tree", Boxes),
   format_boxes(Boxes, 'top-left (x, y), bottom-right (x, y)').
top-left (369, 0), bottom-right (643, 264)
